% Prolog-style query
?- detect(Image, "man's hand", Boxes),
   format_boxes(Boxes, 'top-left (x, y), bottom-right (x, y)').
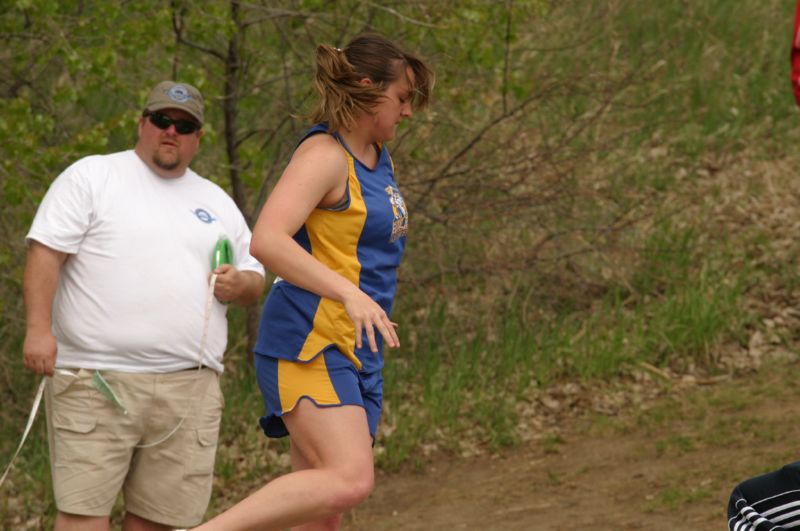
top-left (211, 265), bottom-right (264, 306)
top-left (23, 328), bottom-right (57, 376)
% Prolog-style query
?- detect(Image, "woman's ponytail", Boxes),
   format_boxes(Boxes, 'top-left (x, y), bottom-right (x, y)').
top-left (310, 35), bottom-right (434, 132)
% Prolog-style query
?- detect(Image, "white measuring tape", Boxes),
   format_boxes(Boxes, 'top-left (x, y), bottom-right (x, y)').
top-left (134, 272), bottom-right (217, 449)
top-left (0, 271), bottom-right (219, 487)
top-left (0, 378), bottom-right (46, 487)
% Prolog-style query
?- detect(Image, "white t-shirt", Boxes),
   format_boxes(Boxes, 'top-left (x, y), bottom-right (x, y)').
top-left (26, 150), bottom-right (264, 373)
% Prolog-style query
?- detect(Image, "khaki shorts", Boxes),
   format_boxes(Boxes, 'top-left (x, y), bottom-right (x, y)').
top-left (45, 367), bottom-right (223, 528)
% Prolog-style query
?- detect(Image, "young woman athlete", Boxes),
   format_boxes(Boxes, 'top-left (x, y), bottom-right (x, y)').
top-left (192, 33), bottom-right (433, 530)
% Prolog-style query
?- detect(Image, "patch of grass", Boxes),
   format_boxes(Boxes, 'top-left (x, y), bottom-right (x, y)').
top-left (0, 420), bottom-right (54, 529)
top-left (655, 435), bottom-right (696, 458)
top-left (541, 434), bottom-right (565, 455)
top-left (656, 484), bottom-right (714, 512)
top-left (614, 0), bottom-right (794, 156)
top-left (583, 413), bottom-right (618, 437)
top-left (379, 223), bottom-right (748, 468)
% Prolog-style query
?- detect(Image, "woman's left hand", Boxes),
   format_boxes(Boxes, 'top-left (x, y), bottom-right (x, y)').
top-left (342, 288), bottom-right (400, 353)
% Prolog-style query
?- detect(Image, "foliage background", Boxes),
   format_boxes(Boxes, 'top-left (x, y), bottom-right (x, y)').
top-left (2, 0), bottom-right (799, 527)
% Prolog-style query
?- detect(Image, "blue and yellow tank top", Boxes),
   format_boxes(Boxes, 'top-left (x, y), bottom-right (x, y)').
top-left (254, 123), bottom-right (408, 372)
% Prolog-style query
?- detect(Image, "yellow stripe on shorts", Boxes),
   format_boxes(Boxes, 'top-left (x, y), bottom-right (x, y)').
top-left (277, 355), bottom-right (340, 412)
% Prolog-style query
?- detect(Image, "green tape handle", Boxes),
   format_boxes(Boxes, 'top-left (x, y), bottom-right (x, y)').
top-left (212, 236), bottom-right (234, 269)
top-left (92, 371), bottom-right (128, 414)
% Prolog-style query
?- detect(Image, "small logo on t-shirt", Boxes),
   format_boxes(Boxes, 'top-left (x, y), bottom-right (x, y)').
top-left (192, 208), bottom-right (216, 224)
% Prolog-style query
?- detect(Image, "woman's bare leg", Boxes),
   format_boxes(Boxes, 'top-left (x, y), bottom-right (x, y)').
top-left (289, 442), bottom-right (344, 531)
top-left (192, 400), bottom-right (373, 531)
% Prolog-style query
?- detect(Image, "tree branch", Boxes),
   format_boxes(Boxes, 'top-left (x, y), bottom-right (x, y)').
top-left (171, 2), bottom-right (226, 62)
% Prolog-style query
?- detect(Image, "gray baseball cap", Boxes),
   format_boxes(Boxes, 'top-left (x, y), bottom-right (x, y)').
top-left (144, 81), bottom-right (204, 124)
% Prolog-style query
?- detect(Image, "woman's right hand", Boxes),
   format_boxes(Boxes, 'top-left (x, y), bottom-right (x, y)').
top-left (342, 289), bottom-right (399, 353)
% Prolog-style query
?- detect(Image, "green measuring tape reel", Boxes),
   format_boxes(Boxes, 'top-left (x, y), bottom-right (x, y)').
top-left (212, 236), bottom-right (234, 269)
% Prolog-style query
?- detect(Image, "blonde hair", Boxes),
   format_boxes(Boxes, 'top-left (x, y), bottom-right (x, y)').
top-left (311, 33), bottom-right (434, 132)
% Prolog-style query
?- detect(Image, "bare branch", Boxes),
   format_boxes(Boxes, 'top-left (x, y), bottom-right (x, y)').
top-left (362, 1), bottom-right (442, 28)
top-left (502, 0), bottom-right (513, 114)
top-left (416, 80), bottom-right (563, 204)
top-left (170, 2), bottom-right (226, 62)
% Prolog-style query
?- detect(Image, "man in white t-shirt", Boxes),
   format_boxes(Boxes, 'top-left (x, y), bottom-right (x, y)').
top-left (22, 81), bottom-right (265, 531)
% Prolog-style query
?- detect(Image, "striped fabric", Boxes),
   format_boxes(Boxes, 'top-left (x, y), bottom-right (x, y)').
top-left (728, 462), bottom-right (800, 530)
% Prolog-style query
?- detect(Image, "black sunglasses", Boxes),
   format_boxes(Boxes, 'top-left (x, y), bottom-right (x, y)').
top-left (144, 111), bottom-right (201, 135)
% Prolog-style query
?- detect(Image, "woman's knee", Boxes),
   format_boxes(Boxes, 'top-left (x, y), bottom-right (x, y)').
top-left (327, 467), bottom-right (374, 513)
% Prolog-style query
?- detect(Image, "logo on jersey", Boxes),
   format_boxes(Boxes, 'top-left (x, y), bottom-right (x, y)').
top-left (192, 208), bottom-right (216, 224)
top-left (385, 185), bottom-right (408, 242)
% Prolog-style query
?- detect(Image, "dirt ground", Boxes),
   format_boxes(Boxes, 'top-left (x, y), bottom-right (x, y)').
top-left (346, 358), bottom-right (800, 530)
top-left (339, 151), bottom-right (800, 531)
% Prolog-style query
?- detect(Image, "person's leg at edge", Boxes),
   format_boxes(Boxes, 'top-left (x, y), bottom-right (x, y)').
top-left (191, 399), bottom-right (374, 531)
top-left (122, 512), bottom-right (173, 531)
top-left (55, 512), bottom-right (109, 531)
top-left (55, 511), bottom-right (171, 531)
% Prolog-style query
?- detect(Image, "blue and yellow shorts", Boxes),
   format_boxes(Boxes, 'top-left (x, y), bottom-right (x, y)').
top-left (254, 349), bottom-right (383, 440)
